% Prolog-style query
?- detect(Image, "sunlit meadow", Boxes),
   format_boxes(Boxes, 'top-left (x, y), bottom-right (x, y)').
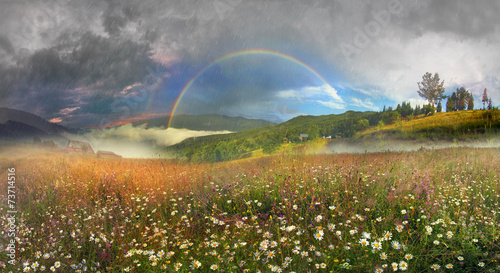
top-left (1, 148), bottom-right (500, 272)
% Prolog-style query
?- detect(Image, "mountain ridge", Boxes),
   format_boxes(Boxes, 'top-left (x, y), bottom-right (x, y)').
top-left (0, 107), bottom-right (78, 135)
top-left (131, 113), bottom-right (277, 131)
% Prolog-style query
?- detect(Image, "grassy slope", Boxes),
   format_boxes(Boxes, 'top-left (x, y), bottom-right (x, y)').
top-left (357, 110), bottom-right (500, 141)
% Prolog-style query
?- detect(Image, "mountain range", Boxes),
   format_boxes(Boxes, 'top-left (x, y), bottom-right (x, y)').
top-left (132, 114), bottom-right (276, 131)
top-left (0, 108), bottom-right (277, 145)
top-left (0, 107), bottom-right (79, 143)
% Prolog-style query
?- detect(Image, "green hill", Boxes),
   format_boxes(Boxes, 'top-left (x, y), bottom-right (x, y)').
top-left (357, 109), bottom-right (500, 140)
top-left (166, 111), bottom-right (382, 161)
top-left (166, 109), bottom-right (500, 162)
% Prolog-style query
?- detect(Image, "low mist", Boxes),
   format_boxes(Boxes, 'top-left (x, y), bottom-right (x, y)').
top-left (318, 137), bottom-right (500, 155)
top-left (63, 124), bottom-right (233, 158)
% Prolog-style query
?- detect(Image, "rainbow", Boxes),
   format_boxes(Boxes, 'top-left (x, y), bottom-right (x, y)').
top-left (167, 48), bottom-right (331, 128)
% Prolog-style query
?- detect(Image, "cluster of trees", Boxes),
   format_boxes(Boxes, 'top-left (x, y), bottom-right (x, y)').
top-left (417, 72), bottom-right (495, 112)
top-left (385, 101), bottom-right (436, 118)
top-left (445, 87), bottom-right (474, 111)
top-left (383, 72), bottom-right (496, 121)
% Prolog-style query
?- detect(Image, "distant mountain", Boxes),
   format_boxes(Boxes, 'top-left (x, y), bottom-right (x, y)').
top-left (132, 114), bottom-right (277, 131)
top-left (0, 120), bottom-right (49, 138)
top-left (0, 107), bottom-right (76, 143)
top-left (0, 107), bottom-right (77, 134)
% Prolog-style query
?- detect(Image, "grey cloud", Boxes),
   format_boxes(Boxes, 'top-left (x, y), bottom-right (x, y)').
top-left (143, 28), bottom-right (159, 43)
top-left (34, 31), bottom-right (154, 88)
top-left (0, 35), bottom-right (15, 55)
top-left (1, 0), bottom-right (500, 125)
top-left (102, 0), bottom-right (141, 36)
top-left (0, 65), bottom-right (20, 101)
top-left (0, 30), bottom-right (159, 123)
top-left (401, 0), bottom-right (500, 38)
top-left (103, 15), bottom-right (128, 36)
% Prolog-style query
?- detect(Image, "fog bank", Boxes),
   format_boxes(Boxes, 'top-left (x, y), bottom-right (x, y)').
top-left (318, 137), bottom-right (500, 155)
top-left (62, 125), bottom-right (233, 158)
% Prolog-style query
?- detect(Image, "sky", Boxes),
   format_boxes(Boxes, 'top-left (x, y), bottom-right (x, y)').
top-left (0, 0), bottom-right (499, 128)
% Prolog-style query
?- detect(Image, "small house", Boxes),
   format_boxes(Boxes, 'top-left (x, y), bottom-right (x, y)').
top-left (66, 140), bottom-right (94, 154)
top-left (299, 134), bottom-right (308, 141)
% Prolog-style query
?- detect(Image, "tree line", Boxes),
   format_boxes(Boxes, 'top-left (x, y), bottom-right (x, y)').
top-left (417, 72), bottom-right (494, 112)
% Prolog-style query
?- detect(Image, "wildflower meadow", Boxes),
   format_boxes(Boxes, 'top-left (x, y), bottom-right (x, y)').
top-left (1, 148), bottom-right (499, 272)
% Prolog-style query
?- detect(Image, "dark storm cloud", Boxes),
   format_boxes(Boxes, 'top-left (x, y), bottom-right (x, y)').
top-left (0, 0), bottom-right (499, 126)
top-left (0, 35), bottom-right (15, 55)
top-left (0, 65), bottom-right (21, 101)
top-left (102, 0), bottom-right (140, 36)
top-left (0, 0), bottom-right (219, 126)
top-left (43, 32), bottom-right (154, 88)
top-left (2, 30), bottom-right (158, 121)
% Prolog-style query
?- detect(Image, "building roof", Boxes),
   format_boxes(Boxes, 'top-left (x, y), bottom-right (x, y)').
top-left (67, 140), bottom-right (94, 153)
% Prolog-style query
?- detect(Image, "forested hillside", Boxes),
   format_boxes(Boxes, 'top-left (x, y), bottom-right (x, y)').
top-left (166, 108), bottom-right (500, 162)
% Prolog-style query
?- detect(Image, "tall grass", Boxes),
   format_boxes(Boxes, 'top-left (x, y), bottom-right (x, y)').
top-left (1, 148), bottom-right (499, 272)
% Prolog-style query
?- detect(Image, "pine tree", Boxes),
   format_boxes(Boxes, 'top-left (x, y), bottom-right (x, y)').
top-left (482, 88), bottom-right (488, 110)
top-left (400, 101), bottom-right (412, 117)
top-left (446, 97), bottom-right (454, 112)
top-left (414, 105), bottom-right (421, 115)
top-left (488, 98), bottom-right (493, 110)
top-left (437, 100), bottom-right (442, 112)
